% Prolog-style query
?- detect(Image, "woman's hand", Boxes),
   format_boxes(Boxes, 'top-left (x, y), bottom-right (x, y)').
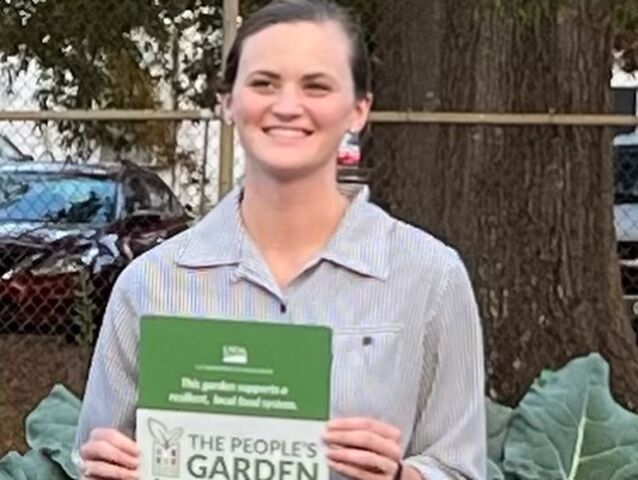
top-left (323, 417), bottom-right (406, 479)
top-left (79, 428), bottom-right (140, 480)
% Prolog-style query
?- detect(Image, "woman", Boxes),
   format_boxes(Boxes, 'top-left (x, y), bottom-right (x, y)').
top-left (74, 1), bottom-right (486, 479)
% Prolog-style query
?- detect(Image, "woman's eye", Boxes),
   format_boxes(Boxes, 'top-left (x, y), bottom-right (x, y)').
top-left (305, 83), bottom-right (331, 94)
top-left (250, 79), bottom-right (275, 91)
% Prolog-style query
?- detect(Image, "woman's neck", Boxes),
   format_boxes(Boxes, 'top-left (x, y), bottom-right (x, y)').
top-left (240, 173), bottom-right (349, 254)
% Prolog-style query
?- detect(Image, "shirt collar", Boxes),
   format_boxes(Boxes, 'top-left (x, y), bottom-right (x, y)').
top-left (175, 184), bottom-right (392, 280)
top-left (175, 186), bottom-right (244, 268)
top-left (321, 185), bottom-right (391, 280)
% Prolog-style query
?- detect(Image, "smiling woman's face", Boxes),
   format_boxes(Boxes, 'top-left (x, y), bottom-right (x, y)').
top-left (224, 21), bottom-right (371, 181)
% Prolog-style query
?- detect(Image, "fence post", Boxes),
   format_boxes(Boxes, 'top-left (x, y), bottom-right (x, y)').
top-left (218, 0), bottom-right (239, 200)
top-left (200, 119), bottom-right (211, 215)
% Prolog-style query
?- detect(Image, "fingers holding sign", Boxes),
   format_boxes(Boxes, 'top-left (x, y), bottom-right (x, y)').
top-left (79, 428), bottom-right (140, 480)
top-left (323, 417), bottom-right (405, 480)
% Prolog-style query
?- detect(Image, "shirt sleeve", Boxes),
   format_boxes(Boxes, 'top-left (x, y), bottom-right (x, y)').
top-left (72, 267), bottom-right (141, 469)
top-left (403, 253), bottom-right (487, 480)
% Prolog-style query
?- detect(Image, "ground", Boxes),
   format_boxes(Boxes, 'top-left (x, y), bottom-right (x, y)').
top-left (0, 335), bottom-right (91, 455)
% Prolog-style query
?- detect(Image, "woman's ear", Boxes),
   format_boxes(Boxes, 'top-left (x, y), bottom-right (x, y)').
top-left (350, 92), bottom-right (373, 133)
top-left (219, 93), bottom-right (234, 126)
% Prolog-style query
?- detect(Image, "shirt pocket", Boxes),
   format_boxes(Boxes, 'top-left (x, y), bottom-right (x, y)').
top-left (330, 325), bottom-right (405, 421)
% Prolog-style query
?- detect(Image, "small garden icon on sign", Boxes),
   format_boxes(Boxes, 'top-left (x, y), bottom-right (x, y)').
top-left (148, 418), bottom-right (183, 478)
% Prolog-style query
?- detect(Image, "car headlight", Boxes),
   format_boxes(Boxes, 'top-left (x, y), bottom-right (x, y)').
top-left (25, 247), bottom-right (99, 277)
top-left (30, 256), bottom-right (86, 276)
top-left (2, 247), bottom-right (99, 280)
top-left (1, 251), bottom-right (46, 280)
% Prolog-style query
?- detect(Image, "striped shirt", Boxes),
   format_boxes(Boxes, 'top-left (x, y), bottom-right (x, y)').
top-left (74, 184), bottom-right (486, 480)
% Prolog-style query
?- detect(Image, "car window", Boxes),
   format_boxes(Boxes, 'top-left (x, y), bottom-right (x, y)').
top-left (615, 144), bottom-right (638, 204)
top-left (123, 174), bottom-right (184, 217)
top-left (0, 173), bottom-right (117, 224)
top-left (123, 175), bottom-right (152, 213)
top-left (168, 194), bottom-right (186, 217)
top-left (145, 176), bottom-right (175, 213)
top-left (156, 180), bottom-right (185, 218)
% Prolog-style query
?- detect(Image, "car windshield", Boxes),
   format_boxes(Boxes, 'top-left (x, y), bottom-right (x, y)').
top-left (615, 144), bottom-right (638, 204)
top-left (0, 172), bottom-right (117, 225)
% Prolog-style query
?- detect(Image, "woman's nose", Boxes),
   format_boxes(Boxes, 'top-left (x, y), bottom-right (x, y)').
top-left (271, 86), bottom-right (304, 118)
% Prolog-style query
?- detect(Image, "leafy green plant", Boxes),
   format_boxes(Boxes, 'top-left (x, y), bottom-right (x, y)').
top-left (0, 385), bottom-right (81, 480)
top-left (2, 355), bottom-right (638, 480)
top-left (488, 354), bottom-right (638, 480)
top-left (70, 269), bottom-right (97, 346)
top-left (25, 386), bottom-right (81, 479)
top-left (0, 451), bottom-right (69, 480)
top-left (487, 399), bottom-right (513, 479)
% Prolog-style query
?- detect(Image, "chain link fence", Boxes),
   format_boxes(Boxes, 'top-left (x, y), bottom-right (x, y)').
top-left (0, 115), bottom-right (250, 453)
top-left (0, 0), bottom-right (229, 453)
top-left (1, 0), bottom-right (638, 457)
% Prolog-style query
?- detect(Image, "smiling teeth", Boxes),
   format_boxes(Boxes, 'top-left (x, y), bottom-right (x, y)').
top-left (267, 128), bottom-right (307, 138)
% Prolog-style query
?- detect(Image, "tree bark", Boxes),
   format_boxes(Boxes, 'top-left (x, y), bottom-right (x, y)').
top-left (370, 0), bottom-right (638, 408)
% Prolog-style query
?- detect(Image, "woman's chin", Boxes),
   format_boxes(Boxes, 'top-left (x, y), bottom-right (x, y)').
top-left (254, 158), bottom-right (332, 182)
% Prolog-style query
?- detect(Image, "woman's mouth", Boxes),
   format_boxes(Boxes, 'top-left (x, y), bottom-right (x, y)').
top-left (263, 127), bottom-right (313, 138)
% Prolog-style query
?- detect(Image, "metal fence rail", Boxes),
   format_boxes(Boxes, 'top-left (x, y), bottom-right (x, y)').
top-left (6, 110), bottom-right (638, 125)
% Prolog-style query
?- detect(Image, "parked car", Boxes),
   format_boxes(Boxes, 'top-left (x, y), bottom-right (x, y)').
top-left (0, 160), bottom-right (192, 339)
top-left (337, 132), bottom-right (361, 166)
top-left (336, 132), bottom-right (370, 185)
top-left (0, 134), bottom-right (33, 162)
top-left (613, 134), bottom-right (638, 339)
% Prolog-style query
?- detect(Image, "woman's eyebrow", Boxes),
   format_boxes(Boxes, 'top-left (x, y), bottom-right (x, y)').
top-left (303, 72), bottom-right (334, 81)
top-left (247, 70), bottom-right (335, 82)
top-left (248, 70), bottom-right (280, 79)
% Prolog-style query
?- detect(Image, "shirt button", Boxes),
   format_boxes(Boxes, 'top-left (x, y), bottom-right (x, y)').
top-left (280, 303), bottom-right (287, 314)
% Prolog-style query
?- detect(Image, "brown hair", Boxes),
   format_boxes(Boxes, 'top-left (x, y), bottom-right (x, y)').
top-left (219, 0), bottom-right (371, 99)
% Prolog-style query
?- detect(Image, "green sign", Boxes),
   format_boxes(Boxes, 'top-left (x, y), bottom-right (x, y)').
top-left (137, 315), bottom-right (333, 480)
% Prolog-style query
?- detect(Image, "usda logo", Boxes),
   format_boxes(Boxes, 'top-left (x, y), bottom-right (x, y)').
top-left (223, 345), bottom-right (248, 365)
top-left (148, 418), bottom-right (183, 478)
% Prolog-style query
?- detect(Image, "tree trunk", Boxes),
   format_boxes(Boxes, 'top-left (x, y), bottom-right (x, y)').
top-left (370, 0), bottom-right (638, 408)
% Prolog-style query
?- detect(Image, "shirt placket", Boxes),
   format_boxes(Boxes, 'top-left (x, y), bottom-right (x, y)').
top-left (233, 234), bottom-right (292, 321)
